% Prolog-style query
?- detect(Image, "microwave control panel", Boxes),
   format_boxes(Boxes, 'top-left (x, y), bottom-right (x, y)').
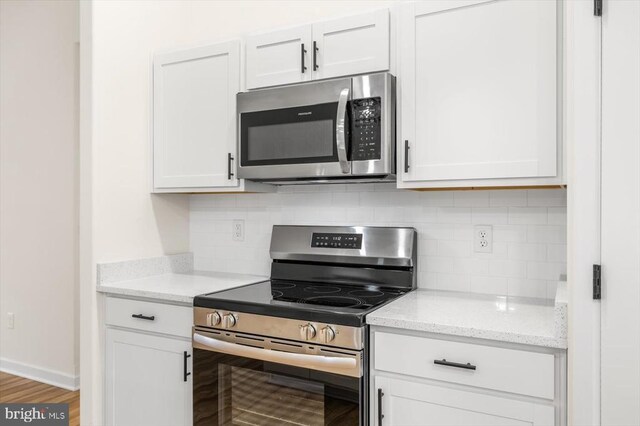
top-left (350, 97), bottom-right (381, 161)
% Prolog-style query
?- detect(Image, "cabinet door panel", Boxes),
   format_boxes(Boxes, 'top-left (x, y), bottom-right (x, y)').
top-left (246, 25), bottom-right (312, 89)
top-left (313, 9), bottom-right (389, 80)
top-left (106, 329), bottom-right (192, 426)
top-left (154, 41), bottom-right (240, 189)
top-left (374, 377), bottom-right (554, 426)
top-left (400, 1), bottom-right (558, 183)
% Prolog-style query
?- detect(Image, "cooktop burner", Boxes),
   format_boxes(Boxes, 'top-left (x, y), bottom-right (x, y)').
top-left (268, 280), bottom-right (403, 308)
top-left (193, 279), bottom-right (410, 326)
top-left (304, 296), bottom-right (363, 308)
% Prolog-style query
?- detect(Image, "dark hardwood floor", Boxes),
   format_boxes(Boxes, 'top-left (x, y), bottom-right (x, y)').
top-left (0, 371), bottom-right (79, 426)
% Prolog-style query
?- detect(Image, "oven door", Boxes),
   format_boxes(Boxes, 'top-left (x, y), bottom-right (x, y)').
top-left (193, 328), bottom-right (364, 426)
top-left (237, 78), bottom-right (352, 180)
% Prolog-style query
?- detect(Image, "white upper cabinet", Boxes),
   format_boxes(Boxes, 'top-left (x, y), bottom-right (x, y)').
top-left (398, 1), bottom-right (561, 188)
top-left (153, 40), bottom-right (241, 191)
top-left (312, 9), bottom-right (389, 81)
top-left (245, 25), bottom-right (313, 89)
top-left (245, 9), bottom-right (390, 89)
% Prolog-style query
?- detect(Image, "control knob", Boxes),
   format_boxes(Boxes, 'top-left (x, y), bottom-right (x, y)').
top-left (300, 323), bottom-right (317, 340)
top-left (206, 311), bottom-right (221, 327)
top-left (321, 326), bottom-right (336, 343)
top-left (222, 313), bottom-right (237, 328)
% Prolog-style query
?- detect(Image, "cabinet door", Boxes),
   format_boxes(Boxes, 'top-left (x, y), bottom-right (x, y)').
top-left (399, 1), bottom-right (558, 184)
top-left (374, 377), bottom-right (554, 426)
top-left (246, 25), bottom-right (312, 89)
top-left (106, 329), bottom-right (192, 426)
top-left (153, 41), bottom-right (240, 189)
top-left (312, 9), bottom-right (389, 80)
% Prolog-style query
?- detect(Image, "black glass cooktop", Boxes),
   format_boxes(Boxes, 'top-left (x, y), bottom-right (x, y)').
top-left (193, 280), bottom-right (410, 326)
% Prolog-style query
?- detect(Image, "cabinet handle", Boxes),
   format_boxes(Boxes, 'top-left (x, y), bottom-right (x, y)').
top-left (131, 314), bottom-right (155, 321)
top-left (301, 43), bottom-right (307, 73)
top-left (227, 153), bottom-right (234, 180)
top-left (183, 351), bottom-right (191, 382)
top-left (377, 388), bottom-right (384, 424)
top-left (313, 41), bottom-right (319, 71)
top-left (404, 140), bottom-right (410, 173)
top-left (434, 359), bottom-right (477, 370)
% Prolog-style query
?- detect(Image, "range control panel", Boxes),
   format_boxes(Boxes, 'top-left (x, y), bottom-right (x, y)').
top-left (311, 233), bottom-right (363, 249)
top-left (350, 97), bottom-right (381, 161)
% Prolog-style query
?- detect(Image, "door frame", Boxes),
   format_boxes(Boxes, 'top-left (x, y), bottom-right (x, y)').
top-left (566, 0), bottom-right (602, 425)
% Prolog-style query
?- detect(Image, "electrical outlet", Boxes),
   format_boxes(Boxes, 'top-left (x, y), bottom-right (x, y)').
top-left (7, 313), bottom-right (14, 329)
top-left (232, 220), bottom-right (244, 241)
top-left (474, 225), bottom-right (493, 253)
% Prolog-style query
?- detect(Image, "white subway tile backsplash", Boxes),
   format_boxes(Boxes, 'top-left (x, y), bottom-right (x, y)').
top-left (437, 207), bottom-right (471, 223)
top-left (454, 191), bottom-right (490, 207)
top-left (346, 207), bottom-right (374, 223)
top-left (422, 191), bottom-right (454, 207)
top-left (493, 225), bottom-right (528, 242)
top-left (508, 278), bottom-right (549, 298)
top-left (489, 190), bottom-right (528, 207)
top-left (422, 239), bottom-right (439, 256)
top-left (472, 207), bottom-right (509, 224)
top-left (190, 188), bottom-right (567, 299)
top-left (527, 189), bottom-right (567, 207)
top-left (438, 240), bottom-right (472, 257)
top-left (424, 257), bottom-right (454, 273)
top-left (526, 225), bottom-right (567, 244)
top-left (331, 191), bottom-right (360, 207)
top-left (436, 273), bottom-right (471, 292)
top-left (508, 207), bottom-right (548, 225)
top-left (548, 207), bottom-right (567, 225)
top-left (508, 243), bottom-right (547, 261)
top-left (470, 276), bottom-right (508, 295)
top-left (527, 261), bottom-right (566, 281)
top-left (452, 224), bottom-right (474, 241)
top-left (420, 224), bottom-right (455, 240)
top-left (453, 258), bottom-right (489, 275)
top-left (489, 259), bottom-right (527, 278)
top-left (547, 244), bottom-right (568, 262)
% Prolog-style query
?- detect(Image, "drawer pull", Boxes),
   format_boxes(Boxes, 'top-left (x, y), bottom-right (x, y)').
top-left (131, 314), bottom-right (155, 321)
top-left (183, 351), bottom-right (191, 382)
top-left (434, 359), bottom-right (476, 370)
top-left (377, 388), bottom-right (384, 424)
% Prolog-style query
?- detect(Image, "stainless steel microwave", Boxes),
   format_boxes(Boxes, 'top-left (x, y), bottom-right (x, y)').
top-left (237, 73), bottom-right (395, 184)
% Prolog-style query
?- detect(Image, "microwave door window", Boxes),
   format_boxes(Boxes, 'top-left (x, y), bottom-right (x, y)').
top-left (240, 102), bottom-right (339, 166)
top-left (247, 120), bottom-right (333, 161)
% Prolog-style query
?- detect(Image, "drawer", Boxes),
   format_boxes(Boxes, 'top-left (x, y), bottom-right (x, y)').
top-left (374, 331), bottom-right (555, 399)
top-left (105, 296), bottom-right (192, 338)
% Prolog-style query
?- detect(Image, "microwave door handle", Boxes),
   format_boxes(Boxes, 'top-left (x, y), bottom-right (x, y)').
top-left (193, 332), bottom-right (356, 369)
top-left (336, 87), bottom-right (350, 174)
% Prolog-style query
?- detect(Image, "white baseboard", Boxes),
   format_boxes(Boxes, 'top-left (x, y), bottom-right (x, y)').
top-left (0, 357), bottom-right (79, 391)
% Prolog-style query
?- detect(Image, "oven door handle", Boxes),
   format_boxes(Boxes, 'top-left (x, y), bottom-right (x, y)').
top-left (336, 87), bottom-right (350, 174)
top-left (193, 332), bottom-right (356, 370)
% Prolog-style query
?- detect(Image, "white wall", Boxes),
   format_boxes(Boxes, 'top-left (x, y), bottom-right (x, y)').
top-left (0, 0), bottom-right (79, 389)
top-left (191, 186), bottom-right (567, 299)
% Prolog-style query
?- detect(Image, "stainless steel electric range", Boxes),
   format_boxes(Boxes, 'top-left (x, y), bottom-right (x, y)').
top-left (192, 225), bottom-right (417, 426)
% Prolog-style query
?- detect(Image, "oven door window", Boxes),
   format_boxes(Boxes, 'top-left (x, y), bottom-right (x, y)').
top-left (193, 348), bottom-right (362, 426)
top-left (240, 102), bottom-right (340, 166)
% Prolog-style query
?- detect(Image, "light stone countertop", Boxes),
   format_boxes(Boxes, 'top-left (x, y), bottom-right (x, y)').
top-left (97, 270), bottom-right (268, 305)
top-left (367, 285), bottom-right (568, 349)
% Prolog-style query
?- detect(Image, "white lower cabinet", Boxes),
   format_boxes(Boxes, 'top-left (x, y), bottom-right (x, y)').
top-left (371, 328), bottom-right (565, 426)
top-left (374, 377), bottom-right (554, 426)
top-left (105, 297), bottom-right (192, 426)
